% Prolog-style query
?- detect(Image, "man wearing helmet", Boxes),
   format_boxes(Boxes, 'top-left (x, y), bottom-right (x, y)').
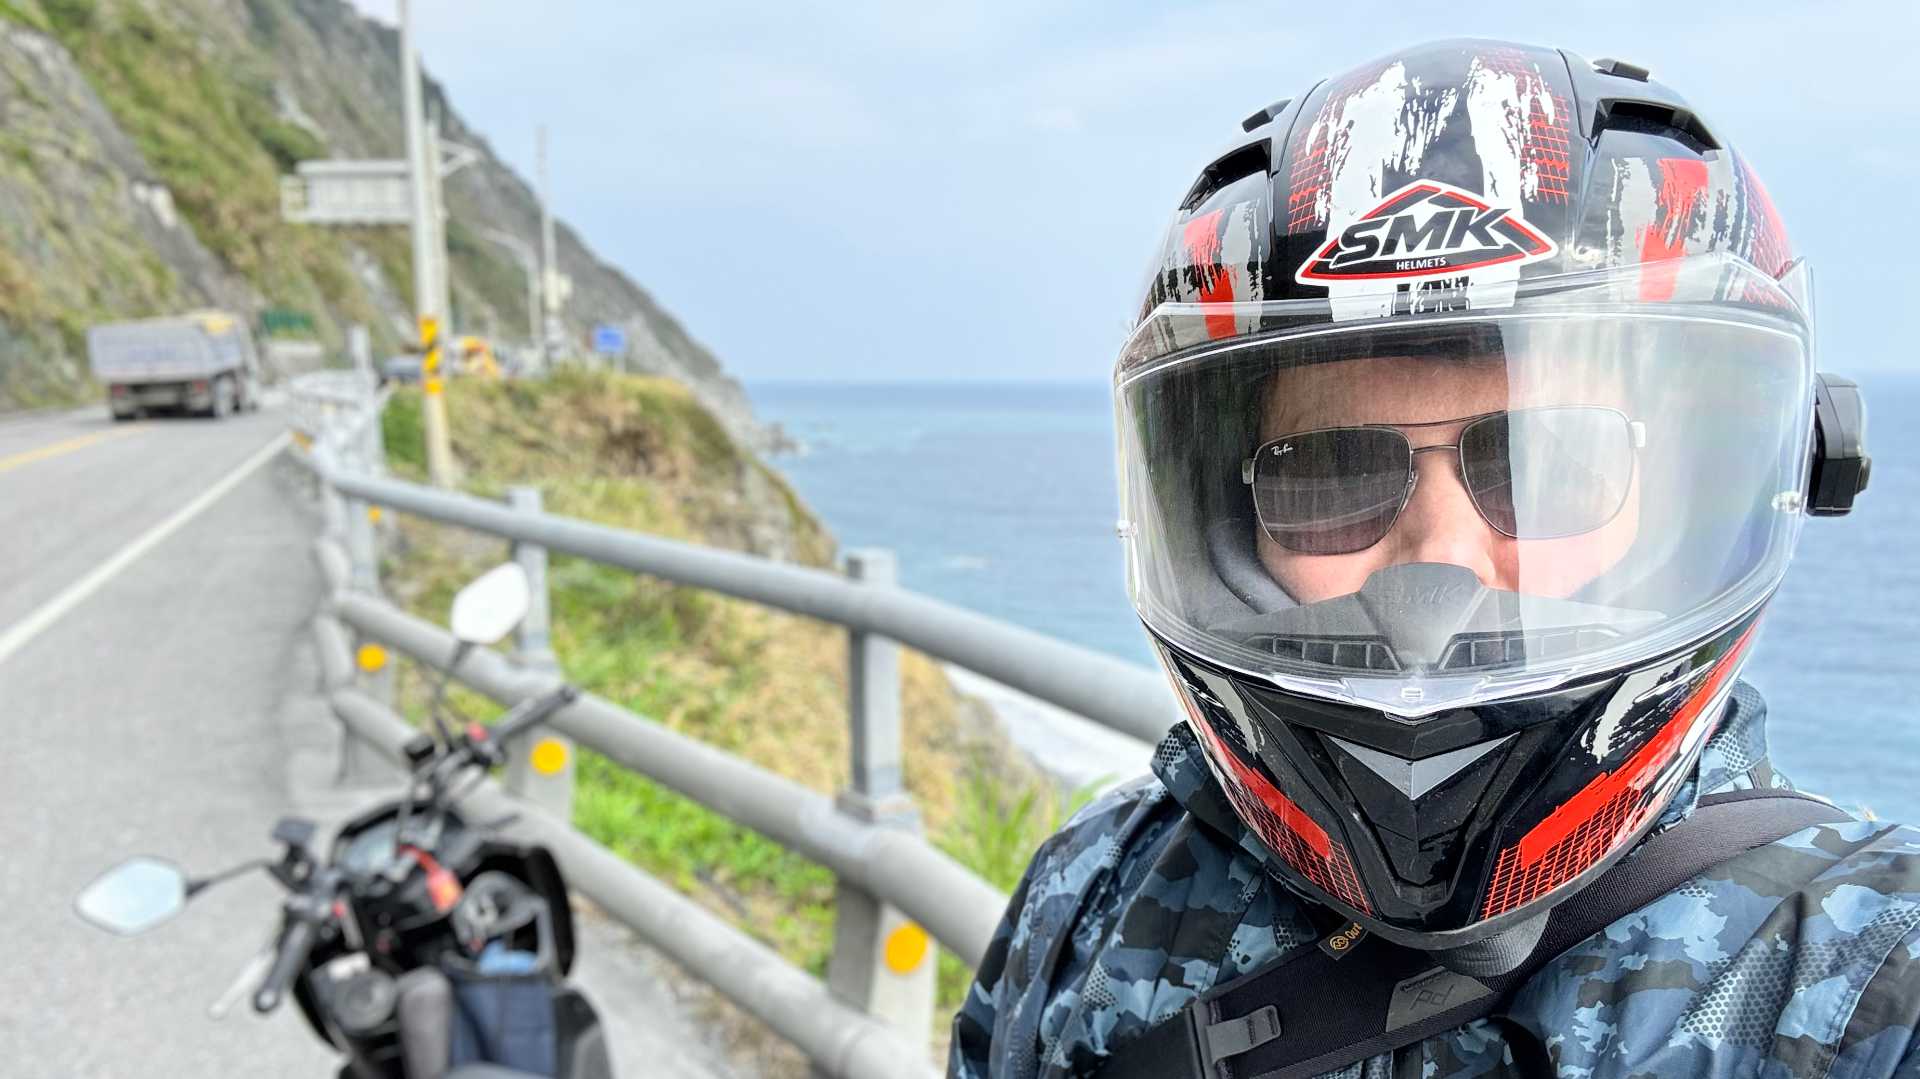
top-left (950, 40), bottom-right (1913, 1078)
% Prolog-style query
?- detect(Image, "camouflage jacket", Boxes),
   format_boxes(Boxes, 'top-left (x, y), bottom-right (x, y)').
top-left (949, 684), bottom-right (1920, 1078)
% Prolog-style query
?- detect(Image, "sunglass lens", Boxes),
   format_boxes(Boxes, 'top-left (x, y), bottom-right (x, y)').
top-left (1253, 428), bottom-right (1410, 554)
top-left (1461, 408), bottom-right (1634, 539)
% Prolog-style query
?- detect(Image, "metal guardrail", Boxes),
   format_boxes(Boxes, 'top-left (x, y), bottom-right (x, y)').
top-left (328, 591), bottom-right (1009, 960)
top-left (281, 370), bottom-right (1179, 1076)
top-left (321, 469), bottom-right (1180, 745)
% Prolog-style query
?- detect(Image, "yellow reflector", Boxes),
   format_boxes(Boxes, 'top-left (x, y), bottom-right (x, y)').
top-left (883, 922), bottom-right (930, 975)
top-left (425, 377), bottom-right (444, 396)
top-left (531, 738), bottom-right (569, 775)
top-left (355, 643), bottom-right (388, 673)
top-left (367, 506), bottom-right (383, 524)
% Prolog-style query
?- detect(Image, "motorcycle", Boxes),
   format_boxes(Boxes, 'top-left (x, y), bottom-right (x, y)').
top-left (76, 562), bottom-right (613, 1079)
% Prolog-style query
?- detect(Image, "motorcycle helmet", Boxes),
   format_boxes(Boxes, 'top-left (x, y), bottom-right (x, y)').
top-left (1116, 39), bottom-right (1871, 948)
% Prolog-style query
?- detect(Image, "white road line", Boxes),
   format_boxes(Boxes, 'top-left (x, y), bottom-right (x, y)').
top-left (0, 432), bottom-right (291, 669)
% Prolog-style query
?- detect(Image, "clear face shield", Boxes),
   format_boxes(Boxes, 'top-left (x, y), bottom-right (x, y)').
top-left (1116, 255), bottom-right (1818, 716)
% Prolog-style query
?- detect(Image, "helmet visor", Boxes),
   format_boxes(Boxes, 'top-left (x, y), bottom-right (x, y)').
top-left (1116, 256), bottom-right (1816, 714)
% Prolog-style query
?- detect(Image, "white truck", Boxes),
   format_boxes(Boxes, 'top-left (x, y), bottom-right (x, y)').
top-left (88, 311), bottom-right (263, 421)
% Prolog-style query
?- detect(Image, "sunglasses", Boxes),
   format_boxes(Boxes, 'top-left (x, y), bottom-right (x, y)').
top-left (1242, 406), bottom-right (1646, 555)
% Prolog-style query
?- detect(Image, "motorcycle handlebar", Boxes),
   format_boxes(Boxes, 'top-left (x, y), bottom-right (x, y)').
top-left (489, 685), bottom-right (578, 748)
top-left (252, 904), bottom-right (322, 1014)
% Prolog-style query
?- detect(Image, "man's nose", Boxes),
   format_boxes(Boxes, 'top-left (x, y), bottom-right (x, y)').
top-left (1390, 453), bottom-right (1505, 583)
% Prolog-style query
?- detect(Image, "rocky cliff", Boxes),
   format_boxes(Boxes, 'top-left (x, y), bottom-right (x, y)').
top-left (0, 0), bottom-right (762, 445)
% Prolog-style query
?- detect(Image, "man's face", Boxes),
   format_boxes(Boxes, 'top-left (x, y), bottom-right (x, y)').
top-left (1254, 355), bottom-right (1641, 605)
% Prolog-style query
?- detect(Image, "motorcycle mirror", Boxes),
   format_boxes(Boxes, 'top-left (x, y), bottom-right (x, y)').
top-left (449, 562), bottom-right (531, 646)
top-left (74, 856), bottom-right (189, 936)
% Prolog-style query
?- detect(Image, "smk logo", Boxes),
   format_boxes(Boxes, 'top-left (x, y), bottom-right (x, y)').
top-left (1295, 181), bottom-right (1556, 285)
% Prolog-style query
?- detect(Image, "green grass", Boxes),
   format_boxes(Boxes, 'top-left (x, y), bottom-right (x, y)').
top-left (381, 390), bottom-right (427, 475)
top-left (931, 768), bottom-right (1103, 1008)
top-left (574, 753), bottom-right (839, 973)
top-left (0, 0), bottom-right (51, 30)
top-left (40, 0), bottom-right (88, 32)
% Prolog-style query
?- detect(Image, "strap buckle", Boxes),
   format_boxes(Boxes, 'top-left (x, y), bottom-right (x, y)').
top-left (1199, 1004), bottom-right (1282, 1068)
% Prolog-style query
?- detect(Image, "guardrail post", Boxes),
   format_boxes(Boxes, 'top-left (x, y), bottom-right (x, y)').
top-left (361, 391), bottom-right (388, 476)
top-left (349, 323), bottom-right (374, 393)
top-left (822, 549), bottom-right (935, 1055)
top-left (504, 485), bottom-right (574, 821)
top-left (341, 437), bottom-right (395, 783)
top-left (318, 445), bottom-right (349, 543)
top-left (342, 489), bottom-right (379, 596)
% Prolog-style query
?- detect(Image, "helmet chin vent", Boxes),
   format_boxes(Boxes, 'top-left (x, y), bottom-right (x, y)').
top-left (1244, 624), bottom-right (1627, 675)
top-left (1438, 626), bottom-right (1621, 671)
top-left (1249, 634), bottom-right (1400, 672)
top-left (1217, 563), bottom-right (1662, 680)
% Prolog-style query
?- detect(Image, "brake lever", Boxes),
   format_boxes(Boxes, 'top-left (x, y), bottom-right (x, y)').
top-left (445, 764), bottom-right (490, 807)
top-left (208, 946), bottom-right (275, 1021)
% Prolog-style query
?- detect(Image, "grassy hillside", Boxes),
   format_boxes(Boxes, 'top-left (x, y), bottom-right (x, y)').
top-left (0, 0), bottom-right (419, 390)
top-left (0, 0), bottom-right (757, 435)
top-left (376, 371), bottom-right (1083, 1063)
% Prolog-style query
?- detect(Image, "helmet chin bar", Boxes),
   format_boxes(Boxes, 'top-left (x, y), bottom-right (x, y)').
top-left (1212, 562), bottom-right (1665, 681)
top-left (1161, 610), bottom-right (1759, 946)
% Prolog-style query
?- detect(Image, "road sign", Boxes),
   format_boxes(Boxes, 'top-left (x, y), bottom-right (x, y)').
top-left (261, 307), bottom-right (315, 336)
top-left (280, 160), bottom-right (412, 225)
top-left (591, 324), bottom-right (627, 355)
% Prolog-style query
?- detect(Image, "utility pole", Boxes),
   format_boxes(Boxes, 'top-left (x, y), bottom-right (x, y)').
top-left (427, 117), bottom-right (454, 333)
top-left (478, 227), bottom-right (542, 371)
top-left (538, 124), bottom-right (562, 364)
top-left (400, 0), bottom-right (454, 487)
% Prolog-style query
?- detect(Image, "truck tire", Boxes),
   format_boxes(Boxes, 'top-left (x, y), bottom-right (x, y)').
top-left (209, 376), bottom-right (235, 419)
top-left (109, 385), bottom-right (138, 422)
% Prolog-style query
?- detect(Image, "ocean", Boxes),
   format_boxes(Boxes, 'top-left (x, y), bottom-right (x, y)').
top-left (748, 377), bottom-right (1920, 823)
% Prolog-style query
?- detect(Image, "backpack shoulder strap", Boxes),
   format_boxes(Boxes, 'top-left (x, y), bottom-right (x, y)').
top-left (1096, 788), bottom-right (1848, 1079)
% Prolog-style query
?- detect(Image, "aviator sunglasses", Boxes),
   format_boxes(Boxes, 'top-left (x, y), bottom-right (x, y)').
top-left (1242, 406), bottom-right (1647, 555)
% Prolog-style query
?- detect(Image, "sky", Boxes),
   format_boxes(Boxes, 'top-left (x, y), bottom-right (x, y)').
top-left (348, 1), bottom-right (1919, 382)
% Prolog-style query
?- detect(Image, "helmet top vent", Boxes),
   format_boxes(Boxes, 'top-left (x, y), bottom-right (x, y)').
top-left (1596, 99), bottom-right (1719, 153)
top-left (1180, 141), bottom-right (1271, 212)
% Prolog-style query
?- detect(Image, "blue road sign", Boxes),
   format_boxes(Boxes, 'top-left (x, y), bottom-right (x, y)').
top-left (591, 324), bottom-right (627, 355)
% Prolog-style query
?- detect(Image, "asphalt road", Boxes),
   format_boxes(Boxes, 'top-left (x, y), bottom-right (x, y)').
top-left (0, 403), bottom-right (744, 1077)
top-left (0, 404), bottom-right (338, 1074)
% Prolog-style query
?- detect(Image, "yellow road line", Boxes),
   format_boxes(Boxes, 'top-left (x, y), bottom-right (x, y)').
top-left (0, 426), bottom-right (140, 475)
top-left (0, 432), bottom-right (288, 668)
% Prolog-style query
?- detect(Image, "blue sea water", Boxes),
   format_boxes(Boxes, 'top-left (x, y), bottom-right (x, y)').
top-left (748, 378), bottom-right (1920, 823)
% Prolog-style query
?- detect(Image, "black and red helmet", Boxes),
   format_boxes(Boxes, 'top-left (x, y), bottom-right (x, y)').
top-left (1114, 39), bottom-right (1870, 947)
